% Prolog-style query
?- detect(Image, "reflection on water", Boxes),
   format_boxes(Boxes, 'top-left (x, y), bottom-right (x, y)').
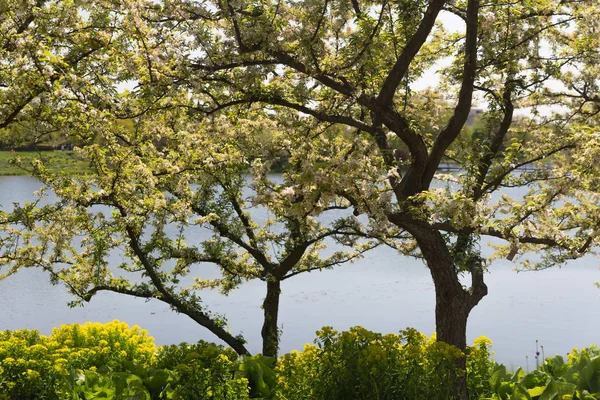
top-left (0, 176), bottom-right (599, 367)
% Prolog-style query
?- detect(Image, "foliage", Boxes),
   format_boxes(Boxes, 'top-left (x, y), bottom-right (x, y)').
top-left (0, 329), bottom-right (54, 399)
top-left (480, 346), bottom-right (600, 400)
top-left (5, 0), bottom-right (600, 397)
top-left (0, 321), bottom-right (156, 399)
top-left (275, 326), bottom-right (465, 400)
top-left (156, 340), bottom-right (239, 370)
top-left (0, 322), bottom-right (252, 400)
top-left (156, 341), bottom-right (249, 399)
top-left (3, 321), bottom-right (600, 400)
top-left (236, 355), bottom-right (277, 399)
top-left (61, 366), bottom-right (176, 400)
top-left (0, 100), bottom-right (380, 357)
top-left (48, 321), bottom-right (157, 370)
top-left (467, 336), bottom-right (497, 399)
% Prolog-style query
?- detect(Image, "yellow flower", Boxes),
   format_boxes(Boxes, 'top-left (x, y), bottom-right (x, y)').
top-left (473, 336), bottom-right (492, 347)
top-left (24, 369), bottom-right (40, 380)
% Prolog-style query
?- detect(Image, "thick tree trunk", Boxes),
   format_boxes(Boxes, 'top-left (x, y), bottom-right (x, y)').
top-left (261, 279), bottom-right (281, 357)
top-left (428, 250), bottom-right (488, 399)
top-left (394, 218), bottom-right (488, 400)
top-left (435, 283), bottom-right (471, 400)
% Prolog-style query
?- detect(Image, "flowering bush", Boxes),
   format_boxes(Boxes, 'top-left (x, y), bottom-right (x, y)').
top-left (0, 321), bottom-right (156, 399)
top-left (5, 321), bottom-right (598, 400)
top-left (467, 336), bottom-right (496, 399)
top-left (0, 329), bottom-right (52, 399)
top-left (48, 321), bottom-right (157, 371)
top-left (0, 329), bottom-right (64, 399)
top-left (276, 326), bottom-right (465, 400)
top-left (0, 323), bottom-right (252, 400)
top-left (156, 341), bottom-right (249, 399)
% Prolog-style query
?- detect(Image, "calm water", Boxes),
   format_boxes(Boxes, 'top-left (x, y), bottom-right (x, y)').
top-left (0, 176), bottom-right (599, 367)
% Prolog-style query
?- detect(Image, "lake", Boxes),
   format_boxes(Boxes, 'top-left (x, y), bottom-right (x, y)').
top-left (0, 175), bottom-right (599, 368)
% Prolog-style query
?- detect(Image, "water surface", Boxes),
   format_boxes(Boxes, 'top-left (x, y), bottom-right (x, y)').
top-left (0, 176), bottom-right (598, 367)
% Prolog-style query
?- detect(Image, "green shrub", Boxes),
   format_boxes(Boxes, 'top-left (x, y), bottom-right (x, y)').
top-left (0, 325), bottom-right (251, 400)
top-left (467, 336), bottom-right (496, 399)
top-left (483, 344), bottom-right (600, 400)
top-left (0, 321), bottom-right (156, 399)
top-left (13, 321), bottom-right (600, 400)
top-left (275, 326), bottom-right (464, 400)
top-left (61, 365), bottom-right (177, 400)
top-left (156, 341), bottom-right (249, 399)
top-left (235, 355), bottom-right (277, 399)
top-left (0, 329), bottom-right (58, 399)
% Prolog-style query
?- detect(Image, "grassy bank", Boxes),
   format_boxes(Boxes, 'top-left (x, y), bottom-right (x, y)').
top-left (0, 151), bottom-right (90, 176)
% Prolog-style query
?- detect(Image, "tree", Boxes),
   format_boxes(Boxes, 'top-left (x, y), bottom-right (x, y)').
top-left (3, 0), bottom-right (600, 398)
top-left (118, 0), bottom-right (600, 397)
top-left (0, 99), bottom-right (382, 357)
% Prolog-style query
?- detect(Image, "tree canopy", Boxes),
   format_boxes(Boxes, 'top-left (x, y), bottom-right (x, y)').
top-left (3, 0), bottom-right (600, 398)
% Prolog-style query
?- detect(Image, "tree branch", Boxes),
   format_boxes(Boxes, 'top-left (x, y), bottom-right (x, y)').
top-left (472, 83), bottom-right (515, 199)
top-left (119, 206), bottom-right (250, 355)
top-left (376, 0), bottom-right (447, 106)
top-left (421, 0), bottom-right (479, 189)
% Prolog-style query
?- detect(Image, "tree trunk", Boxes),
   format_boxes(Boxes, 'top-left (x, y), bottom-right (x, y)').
top-left (396, 219), bottom-right (488, 400)
top-left (261, 279), bottom-right (281, 357)
top-left (428, 249), bottom-right (488, 399)
top-left (435, 283), bottom-right (471, 400)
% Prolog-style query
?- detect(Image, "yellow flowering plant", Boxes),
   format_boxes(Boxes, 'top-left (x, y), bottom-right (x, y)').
top-left (466, 336), bottom-right (496, 399)
top-left (156, 340), bottom-right (249, 399)
top-left (0, 329), bottom-right (53, 399)
top-left (0, 321), bottom-right (254, 399)
top-left (276, 326), bottom-right (464, 400)
top-left (48, 321), bottom-right (156, 370)
top-left (0, 321), bottom-right (156, 399)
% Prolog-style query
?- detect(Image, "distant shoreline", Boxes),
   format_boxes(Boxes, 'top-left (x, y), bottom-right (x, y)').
top-left (0, 151), bottom-right (547, 177)
top-left (0, 150), bottom-right (90, 176)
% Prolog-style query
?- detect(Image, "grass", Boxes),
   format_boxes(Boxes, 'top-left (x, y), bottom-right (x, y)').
top-left (0, 150), bottom-right (91, 176)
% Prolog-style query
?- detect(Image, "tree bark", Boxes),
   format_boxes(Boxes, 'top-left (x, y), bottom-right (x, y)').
top-left (188, 306), bottom-right (251, 356)
top-left (261, 279), bottom-right (281, 357)
top-left (394, 218), bottom-right (488, 400)
top-left (435, 283), bottom-right (471, 400)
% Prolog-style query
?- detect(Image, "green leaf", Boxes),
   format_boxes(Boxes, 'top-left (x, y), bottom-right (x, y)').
top-left (510, 383), bottom-right (532, 400)
top-left (512, 367), bottom-right (525, 383)
top-left (498, 382), bottom-right (514, 400)
top-left (521, 370), bottom-right (551, 389)
top-left (539, 379), bottom-right (575, 400)
top-left (527, 385), bottom-right (547, 397)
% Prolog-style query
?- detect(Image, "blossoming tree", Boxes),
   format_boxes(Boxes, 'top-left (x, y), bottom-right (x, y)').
top-left (2, 104), bottom-right (387, 357)
top-left (114, 0), bottom-right (600, 396)
top-left (1, 0), bottom-right (388, 358)
top-left (3, 0), bottom-right (600, 397)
